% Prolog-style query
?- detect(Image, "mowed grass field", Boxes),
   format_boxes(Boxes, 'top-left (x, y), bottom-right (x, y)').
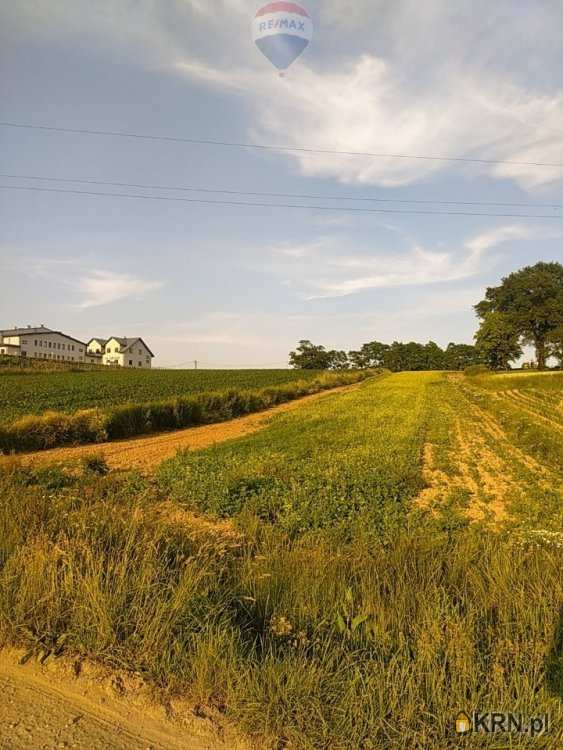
top-left (0, 371), bottom-right (561, 749)
top-left (0, 368), bottom-right (321, 424)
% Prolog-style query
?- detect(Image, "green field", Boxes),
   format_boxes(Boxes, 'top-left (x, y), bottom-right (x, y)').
top-left (0, 371), bottom-right (561, 749)
top-left (0, 368), bottom-right (321, 424)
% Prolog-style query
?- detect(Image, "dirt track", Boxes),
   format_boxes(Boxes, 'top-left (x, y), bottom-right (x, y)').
top-left (0, 649), bottom-right (250, 750)
top-left (1, 384), bottom-right (359, 472)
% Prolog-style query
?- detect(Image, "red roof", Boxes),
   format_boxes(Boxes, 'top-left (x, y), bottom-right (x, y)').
top-left (256, 3), bottom-right (310, 18)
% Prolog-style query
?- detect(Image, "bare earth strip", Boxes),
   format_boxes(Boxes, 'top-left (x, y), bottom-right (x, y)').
top-left (0, 648), bottom-right (250, 750)
top-left (416, 378), bottom-right (561, 525)
top-left (0, 384), bottom-right (360, 472)
top-left (492, 391), bottom-right (563, 431)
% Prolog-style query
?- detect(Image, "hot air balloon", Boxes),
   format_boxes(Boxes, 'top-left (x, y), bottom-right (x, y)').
top-left (253, 2), bottom-right (313, 73)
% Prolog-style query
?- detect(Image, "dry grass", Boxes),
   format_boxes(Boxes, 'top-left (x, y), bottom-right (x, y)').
top-left (0, 383), bottom-right (362, 472)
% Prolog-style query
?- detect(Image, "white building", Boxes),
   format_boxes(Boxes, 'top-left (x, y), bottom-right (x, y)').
top-left (0, 326), bottom-right (88, 363)
top-left (87, 336), bottom-right (154, 368)
top-left (0, 326), bottom-right (154, 368)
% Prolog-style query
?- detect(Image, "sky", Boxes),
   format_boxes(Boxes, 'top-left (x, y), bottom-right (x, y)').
top-left (1, 0), bottom-right (562, 367)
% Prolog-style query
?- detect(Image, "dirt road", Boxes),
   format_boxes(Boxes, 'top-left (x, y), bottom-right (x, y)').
top-left (0, 649), bottom-right (250, 750)
top-left (0, 384), bottom-right (359, 472)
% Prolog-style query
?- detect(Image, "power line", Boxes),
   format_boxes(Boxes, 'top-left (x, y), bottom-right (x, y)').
top-left (3, 173), bottom-right (563, 211)
top-left (2, 121), bottom-right (563, 169)
top-left (2, 184), bottom-right (563, 220)
top-left (166, 361), bottom-right (289, 369)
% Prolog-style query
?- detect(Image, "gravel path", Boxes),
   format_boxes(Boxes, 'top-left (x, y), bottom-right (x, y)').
top-left (0, 650), bottom-right (249, 750)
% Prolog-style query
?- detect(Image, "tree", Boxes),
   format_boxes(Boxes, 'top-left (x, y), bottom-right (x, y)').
top-left (348, 341), bottom-right (389, 369)
top-left (443, 343), bottom-right (482, 371)
top-left (289, 340), bottom-right (333, 369)
top-left (475, 262), bottom-right (563, 369)
top-left (289, 341), bottom-right (349, 370)
top-left (327, 350), bottom-right (350, 370)
top-left (423, 341), bottom-right (446, 370)
top-left (474, 312), bottom-right (523, 370)
top-left (547, 324), bottom-right (563, 368)
top-left (347, 339), bottom-right (481, 371)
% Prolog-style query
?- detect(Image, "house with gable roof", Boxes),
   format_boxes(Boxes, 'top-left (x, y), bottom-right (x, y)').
top-left (87, 336), bottom-right (154, 368)
top-left (0, 325), bottom-right (154, 368)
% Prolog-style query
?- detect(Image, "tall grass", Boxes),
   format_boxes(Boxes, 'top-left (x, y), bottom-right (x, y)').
top-left (0, 370), bottom-right (375, 453)
top-left (0, 466), bottom-right (560, 749)
top-left (0, 373), bottom-right (560, 748)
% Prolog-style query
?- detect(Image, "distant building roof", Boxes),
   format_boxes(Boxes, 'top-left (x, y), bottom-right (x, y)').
top-left (87, 338), bottom-right (108, 347)
top-left (0, 326), bottom-right (87, 347)
top-left (108, 336), bottom-right (155, 357)
top-left (0, 325), bottom-right (53, 336)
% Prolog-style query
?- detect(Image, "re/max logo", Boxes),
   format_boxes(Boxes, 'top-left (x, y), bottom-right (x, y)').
top-left (258, 18), bottom-right (306, 32)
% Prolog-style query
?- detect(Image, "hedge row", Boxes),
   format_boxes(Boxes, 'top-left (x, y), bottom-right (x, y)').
top-left (0, 370), bottom-right (378, 454)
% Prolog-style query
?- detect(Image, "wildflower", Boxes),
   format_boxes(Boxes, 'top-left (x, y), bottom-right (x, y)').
top-left (270, 615), bottom-right (293, 637)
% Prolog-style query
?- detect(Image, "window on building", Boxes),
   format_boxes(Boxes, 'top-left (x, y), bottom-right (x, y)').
top-left (129, 360), bottom-right (133, 366)
top-left (34, 340), bottom-right (37, 346)
top-left (138, 362), bottom-right (142, 367)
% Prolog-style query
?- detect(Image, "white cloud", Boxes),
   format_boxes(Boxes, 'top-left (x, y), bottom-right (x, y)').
top-left (6, 2), bottom-right (563, 190)
top-left (20, 258), bottom-right (163, 308)
top-left (77, 270), bottom-right (163, 308)
top-left (175, 54), bottom-right (563, 190)
top-left (262, 224), bottom-right (539, 299)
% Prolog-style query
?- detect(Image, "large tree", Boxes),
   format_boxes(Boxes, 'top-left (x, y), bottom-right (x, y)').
top-left (289, 340), bottom-right (349, 370)
top-left (474, 312), bottom-right (523, 370)
top-left (443, 342), bottom-right (482, 370)
top-left (547, 324), bottom-right (563, 368)
top-left (348, 341), bottom-right (389, 369)
top-left (475, 262), bottom-right (563, 369)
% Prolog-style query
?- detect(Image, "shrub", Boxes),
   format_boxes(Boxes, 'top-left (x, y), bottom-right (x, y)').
top-left (174, 397), bottom-right (205, 428)
top-left (145, 402), bottom-right (177, 433)
top-left (83, 453), bottom-right (110, 476)
top-left (105, 405), bottom-right (147, 440)
top-left (464, 364), bottom-right (489, 376)
top-left (0, 409), bottom-right (106, 452)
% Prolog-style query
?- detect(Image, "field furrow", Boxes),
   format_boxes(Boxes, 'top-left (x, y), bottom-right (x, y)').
top-left (1, 369), bottom-right (561, 750)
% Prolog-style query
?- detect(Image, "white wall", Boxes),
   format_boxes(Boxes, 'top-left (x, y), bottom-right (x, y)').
top-left (10, 332), bottom-right (87, 362)
top-left (103, 338), bottom-right (152, 368)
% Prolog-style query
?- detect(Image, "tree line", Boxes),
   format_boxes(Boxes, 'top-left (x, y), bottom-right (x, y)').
top-left (290, 262), bottom-right (563, 372)
top-left (289, 339), bottom-right (481, 371)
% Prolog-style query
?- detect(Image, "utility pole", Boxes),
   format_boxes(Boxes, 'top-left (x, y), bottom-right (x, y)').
top-left (194, 360), bottom-right (198, 370)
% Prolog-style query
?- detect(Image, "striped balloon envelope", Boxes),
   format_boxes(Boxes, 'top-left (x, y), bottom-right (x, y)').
top-left (252, 2), bottom-right (313, 72)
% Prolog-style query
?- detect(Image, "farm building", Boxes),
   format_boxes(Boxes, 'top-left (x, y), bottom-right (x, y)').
top-left (0, 326), bottom-right (154, 368)
top-left (0, 326), bottom-right (88, 363)
top-left (87, 336), bottom-right (154, 368)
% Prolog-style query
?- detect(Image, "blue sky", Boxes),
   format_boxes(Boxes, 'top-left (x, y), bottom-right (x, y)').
top-left (1, 0), bottom-right (562, 366)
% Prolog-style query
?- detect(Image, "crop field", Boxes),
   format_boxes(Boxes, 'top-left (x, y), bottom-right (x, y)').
top-left (0, 370), bottom-right (561, 749)
top-left (0, 368), bottom-right (321, 425)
